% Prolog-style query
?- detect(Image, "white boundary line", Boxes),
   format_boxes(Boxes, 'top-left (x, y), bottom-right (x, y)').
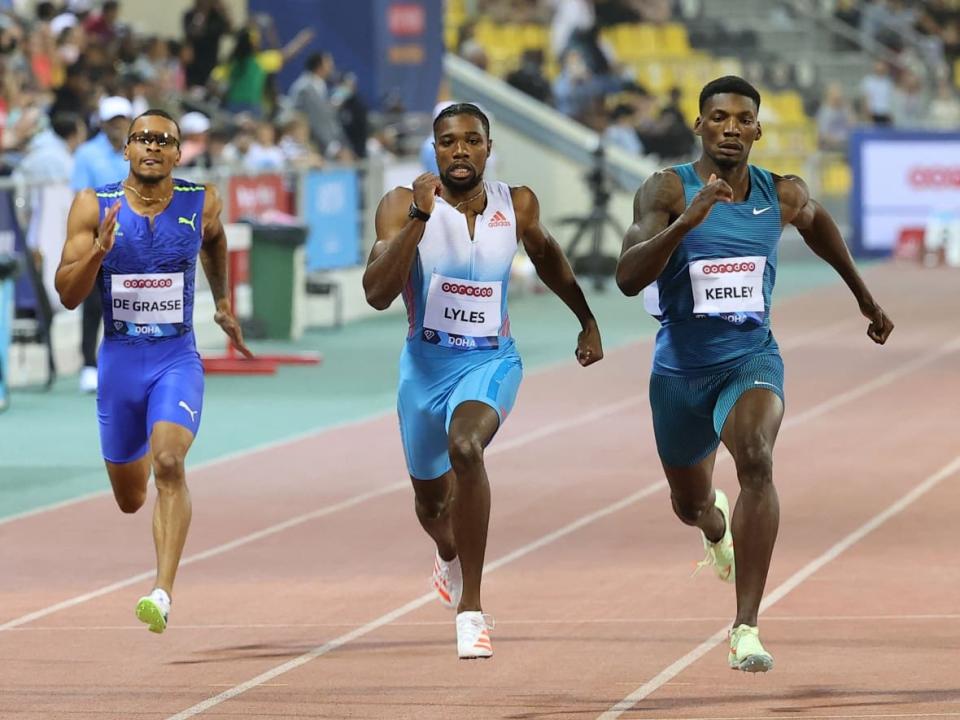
top-left (0, 396), bottom-right (641, 633)
top-left (160, 335), bottom-right (960, 719)
top-left (164, 483), bottom-right (665, 720)
top-left (598, 452), bottom-right (960, 719)
top-left (0, 311), bottom-right (855, 528)
top-left (12, 612), bottom-right (960, 632)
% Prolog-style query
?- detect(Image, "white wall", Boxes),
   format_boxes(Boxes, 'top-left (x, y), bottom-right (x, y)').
top-left (119, 0), bottom-right (247, 39)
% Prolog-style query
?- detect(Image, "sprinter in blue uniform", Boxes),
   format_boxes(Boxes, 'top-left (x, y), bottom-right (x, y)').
top-left (616, 77), bottom-right (893, 671)
top-left (55, 109), bottom-right (251, 634)
top-left (364, 104), bottom-right (603, 659)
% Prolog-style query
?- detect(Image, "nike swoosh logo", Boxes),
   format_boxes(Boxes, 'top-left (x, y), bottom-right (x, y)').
top-left (754, 381), bottom-right (780, 390)
top-left (752, 207), bottom-right (772, 215)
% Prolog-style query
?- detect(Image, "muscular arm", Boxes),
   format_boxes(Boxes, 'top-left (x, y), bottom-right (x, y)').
top-left (615, 170), bottom-right (689, 296)
top-left (199, 184), bottom-right (230, 311)
top-left (778, 175), bottom-right (872, 307)
top-left (362, 187), bottom-right (425, 311)
top-left (778, 174), bottom-right (893, 343)
top-left (54, 190), bottom-right (111, 310)
top-left (513, 185), bottom-right (594, 328)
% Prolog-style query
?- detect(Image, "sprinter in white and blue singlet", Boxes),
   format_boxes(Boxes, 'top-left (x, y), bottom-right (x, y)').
top-left (55, 110), bottom-right (252, 634)
top-left (616, 77), bottom-right (893, 672)
top-left (364, 103), bottom-right (603, 659)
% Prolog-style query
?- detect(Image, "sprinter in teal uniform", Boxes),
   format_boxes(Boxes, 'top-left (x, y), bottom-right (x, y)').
top-left (616, 76), bottom-right (893, 672)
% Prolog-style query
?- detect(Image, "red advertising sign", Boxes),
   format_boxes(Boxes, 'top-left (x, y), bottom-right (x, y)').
top-left (389, 3), bottom-right (425, 36)
top-left (227, 174), bottom-right (293, 223)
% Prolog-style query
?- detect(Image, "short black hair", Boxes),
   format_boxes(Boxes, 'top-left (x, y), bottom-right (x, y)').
top-left (433, 103), bottom-right (490, 138)
top-left (128, 109), bottom-right (181, 138)
top-left (305, 52), bottom-right (329, 73)
top-left (699, 76), bottom-right (761, 113)
top-left (51, 112), bottom-right (82, 140)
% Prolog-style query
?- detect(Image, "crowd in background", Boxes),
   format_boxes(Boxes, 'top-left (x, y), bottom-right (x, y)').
top-left (0, 0), bottom-right (381, 194)
top-left (453, 0), bottom-right (960, 160)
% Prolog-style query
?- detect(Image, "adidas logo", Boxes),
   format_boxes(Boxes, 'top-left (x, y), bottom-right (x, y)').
top-left (487, 210), bottom-right (511, 228)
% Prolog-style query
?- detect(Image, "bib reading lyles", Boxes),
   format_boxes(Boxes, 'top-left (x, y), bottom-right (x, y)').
top-left (688, 256), bottom-right (765, 320)
top-left (423, 272), bottom-right (503, 350)
top-left (111, 273), bottom-right (185, 325)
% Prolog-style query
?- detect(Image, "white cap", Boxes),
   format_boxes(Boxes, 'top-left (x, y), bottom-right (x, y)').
top-left (99, 96), bottom-right (133, 122)
top-left (180, 111), bottom-right (210, 135)
top-left (67, 0), bottom-right (93, 12)
top-left (50, 13), bottom-right (78, 37)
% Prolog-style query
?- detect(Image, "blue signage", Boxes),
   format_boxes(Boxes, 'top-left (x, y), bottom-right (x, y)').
top-left (303, 169), bottom-right (361, 271)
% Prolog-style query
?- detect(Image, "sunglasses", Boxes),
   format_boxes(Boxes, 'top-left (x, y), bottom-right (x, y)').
top-left (127, 131), bottom-right (180, 149)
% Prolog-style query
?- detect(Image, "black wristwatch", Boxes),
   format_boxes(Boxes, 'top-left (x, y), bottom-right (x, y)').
top-left (408, 203), bottom-right (431, 222)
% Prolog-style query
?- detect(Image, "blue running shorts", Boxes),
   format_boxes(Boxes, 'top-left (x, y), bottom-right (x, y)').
top-left (397, 344), bottom-right (523, 480)
top-left (97, 333), bottom-right (204, 464)
top-left (649, 352), bottom-right (784, 467)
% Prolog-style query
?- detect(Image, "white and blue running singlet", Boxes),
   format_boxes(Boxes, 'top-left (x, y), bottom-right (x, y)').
top-left (396, 180), bottom-right (524, 479)
top-left (94, 180), bottom-right (206, 463)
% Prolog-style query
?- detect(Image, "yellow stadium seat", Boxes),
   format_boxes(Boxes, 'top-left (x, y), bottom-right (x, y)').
top-left (658, 23), bottom-right (690, 57)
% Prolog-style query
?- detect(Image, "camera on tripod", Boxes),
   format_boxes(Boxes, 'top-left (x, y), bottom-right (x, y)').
top-left (559, 141), bottom-right (625, 290)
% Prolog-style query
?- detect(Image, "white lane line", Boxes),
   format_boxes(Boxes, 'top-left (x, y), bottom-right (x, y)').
top-left (164, 336), bottom-right (960, 719)
top-left (0, 396), bottom-right (643, 632)
top-left (1, 300), bottom-right (857, 527)
top-left (598, 453), bottom-right (960, 720)
top-left (13, 613), bottom-right (960, 632)
top-left (163, 481), bottom-right (666, 720)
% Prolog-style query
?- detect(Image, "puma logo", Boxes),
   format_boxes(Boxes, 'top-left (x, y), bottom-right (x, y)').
top-left (178, 213), bottom-right (197, 231)
top-left (178, 400), bottom-right (198, 423)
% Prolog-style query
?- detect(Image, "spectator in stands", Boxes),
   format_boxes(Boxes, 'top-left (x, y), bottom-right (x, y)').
top-left (183, 0), bottom-right (231, 90)
top-left (506, 49), bottom-right (552, 105)
top-left (334, 72), bottom-right (369, 159)
top-left (221, 122), bottom-right (255, 170)
top-left (289, 52), bottom-right (353, 161)
top-left (860, 60), bottom-right (895, 125)
top-left (278, 113), bottom-right (324, 169)
top-left (927, 77), bottom-right (960, 129)
top-left (16, 112), bottom-right (85, 183)
top-left (551, 0), bottom-right (594, 59)
top-left (83, 0), bottom-right (119, 45)
top-left (15, 113), bottom-right (85, 311)
top-left (553, 47), bottom-right (605, 122)
top-left (48, 61), bottom-right (91, 121)
top-left (217, 25), bottom-right (313, 117)
top-left (602, 103), bottom-right (643, 155)
top-left (70, 95), bottom-right (132, 394)
top-left (649, 86), bottom-right (695, 160)
top-left (816, 82), bottom-right (855, 152)
top-left (243, 120), bottom-right (286, 172)
top-left (892, 69), bottom-right (926, 128)
top-left (179, 111), bottom-right (210, 166)
top-left (594, 0), bottom-right (642, 27)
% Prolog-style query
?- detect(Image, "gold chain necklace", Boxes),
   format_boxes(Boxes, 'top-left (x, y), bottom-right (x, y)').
top-left (123, 183), bottom-right (172, 205)
top-left (451, 186), bottom-right (485, 210)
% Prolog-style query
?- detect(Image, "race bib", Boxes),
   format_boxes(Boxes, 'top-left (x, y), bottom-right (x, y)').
top-left (642, 282), bottom-right (662, 318)
top-left (111, 273), bottom-right (184, 327)
top-left (689, 257), bottom-right (765, 317)
top-left (422, 273), bottom-right (502, 350)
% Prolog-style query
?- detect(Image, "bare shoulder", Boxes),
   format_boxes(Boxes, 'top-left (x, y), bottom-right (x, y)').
top-left (636, 168), bottom-right (685, 214)
top-left (202, 183), bottom-right (223, 216)
top-left (509, 185), bottom-right (539, 220)
top-left (377, 185), bottom-right (414, 219)
top-left (773, 173), bottom-right (810, 209)
top-left (374, 186), bottom-right (415, 239)
top-left (69, 188), bottom-right (100, 224)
